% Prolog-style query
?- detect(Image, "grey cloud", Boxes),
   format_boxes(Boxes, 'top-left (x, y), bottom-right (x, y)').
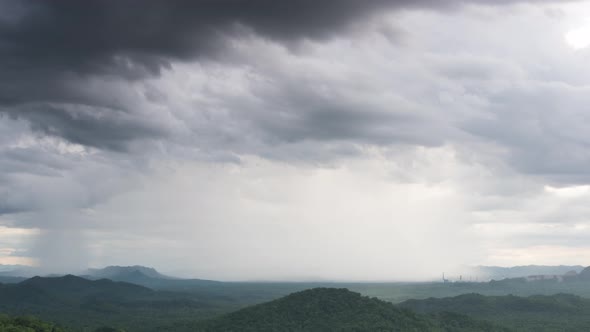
top-left (0, 0), bottom-right (397, 78)
top-left (495, 224), bottom-right (590, 249)
top-left (429, 54), bottom-right (525, 82)
top-left (0, 200), bottom-right (29, 216)
top-left (152, 49), bottom-right (460, 163)
top-left (0, 0), bottom-right (572, 74)
top-left (0, 0), bottom-right (577, 152)
top-left (242, 80), bottom-right (451, 151)
top-left (1, 0), bottom-right (590, 276)
top-left (0, 148), bottom-right (70, 177)
top-left (465, 82), bottom-right (590, 184)
top-left (5, 103), bottom-right (168, 152)
top-left (0, 117), bottom-right (149, 217)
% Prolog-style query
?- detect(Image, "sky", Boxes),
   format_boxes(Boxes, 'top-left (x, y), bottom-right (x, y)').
top-left (1, 0), bottom-right (590, 281)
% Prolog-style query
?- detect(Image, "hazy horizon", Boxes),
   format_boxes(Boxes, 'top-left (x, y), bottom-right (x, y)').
top-left (2, 0), bottom-right (590, 281)
top-left (1, 263), bottom-right (586, 283)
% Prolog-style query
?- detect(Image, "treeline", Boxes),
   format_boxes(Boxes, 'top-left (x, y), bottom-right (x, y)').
top-left (0, 314), bottom-right (127, 332)
top-left (0, 314), bottom-right (67, 332)
top-left (402, 293), bottom-right (590, 331)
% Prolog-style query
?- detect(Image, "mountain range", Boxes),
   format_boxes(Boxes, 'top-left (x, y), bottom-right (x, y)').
top-left (472, 265), bottom-right (584, 281)
top-left (84, 265), bottom-right (174, 280)
top-left (4, 273), bottom-right (590, 331)
top-left (0, 264), bottom-right (587, 283)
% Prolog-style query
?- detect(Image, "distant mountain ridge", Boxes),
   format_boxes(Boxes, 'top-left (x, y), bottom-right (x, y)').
top-left (0, 264), bottom-right (28, 272)
top-left (473, 265), bottom-right (585, 280)
top-left (0, 264), bottom-right (40, 278)
top-left (2, 263), bottom-right (588, 283)
top-left (82, 265), bottom-right (221, 290)
top-left (85, 265), bottom-right (174, 281)
top-left (578, 266), bottom-right (590, 280)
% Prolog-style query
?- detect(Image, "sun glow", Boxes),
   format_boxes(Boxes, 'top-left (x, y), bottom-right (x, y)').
top-left (565, 23), bottom-right (590, 50)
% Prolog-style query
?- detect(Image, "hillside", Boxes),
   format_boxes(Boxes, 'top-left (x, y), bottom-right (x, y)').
top-left (5, 276), bottom-right (590, 332)
top-left (401, 293), bottom-right (590, 331)
top-left (0, 276), bottom-right (26, 284)
top-left (0, 275), bottom-right (234, 331)
top-left (0, 314), bottom-right (69, 332)
top-left (0, 275), bottom-right (153, 310)
top-left (193, 288), bottom-right (510, 332)
top-left (5, 274), bottom-right (590, 331)
top-left (577, 266), bottom-right (590, 281)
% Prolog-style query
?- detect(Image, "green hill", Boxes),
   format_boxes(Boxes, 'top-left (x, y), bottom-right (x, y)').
top-left (19, 274), bottom-right (152, 298)
top-left (192, 288), bottom-right (510, 332)
top-left (0, 275), bottom-right (228, 331)
top-left (9, 275), bottom-right (590, 331)
top-left (0, 274), bottom-right (153, 311)
top-left (401, 293), bottom-right (590, 331)
top-left (0, 314), bottom-right (68, 331)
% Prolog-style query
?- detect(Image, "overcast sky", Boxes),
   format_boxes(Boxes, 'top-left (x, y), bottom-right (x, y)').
top-left (1, 0), bottom-right (590, 281)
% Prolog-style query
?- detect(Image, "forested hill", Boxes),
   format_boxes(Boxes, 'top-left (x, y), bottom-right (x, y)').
top-left (193, 288), bottom-right (510, 332)
top-left (0, 274), bottom-right (153, 306)
top-left (401, 293), bottom-right (590, 331)
top-left (0, 275), bottom-right (223, 331)
top-left (0, 314), bottom-right (68, 332)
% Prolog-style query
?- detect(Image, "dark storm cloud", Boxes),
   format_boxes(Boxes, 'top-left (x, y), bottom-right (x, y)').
top-left (0, 0), bottom-right (577, 151)
top-left (0, 0), bottom-right (571, 73)
top-left (0, 0), bottom-right (408, 150)
top-left (236, 74), bottom-right (451, 150)
top-left (5, 103), bottom-right (167, 151)
top-left (0, 0), bottom-right (572, 81)
top-left (0, 201), bottom-right (27, 215)
top-left (0, 0), bottom-right (400, 79)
